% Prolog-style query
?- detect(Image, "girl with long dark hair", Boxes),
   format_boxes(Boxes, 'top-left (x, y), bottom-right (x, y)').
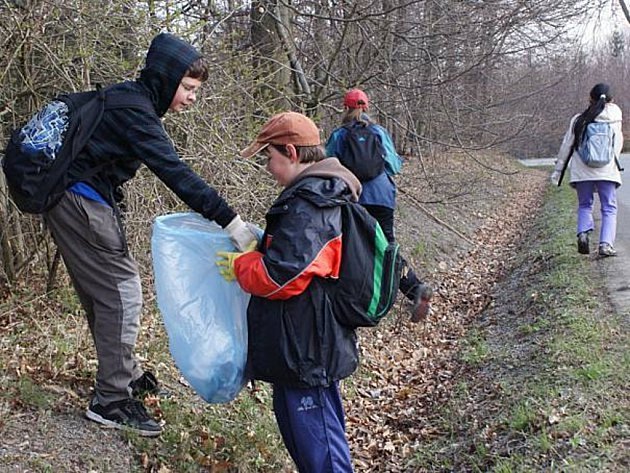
top-left (551, 83), bottom-right (623, 257)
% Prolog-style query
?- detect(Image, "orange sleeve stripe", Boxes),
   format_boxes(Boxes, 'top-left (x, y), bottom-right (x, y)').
top-left (234, 236), bottom-right (342, 300)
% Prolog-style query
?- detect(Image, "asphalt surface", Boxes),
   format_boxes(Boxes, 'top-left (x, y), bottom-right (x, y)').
top-left (597, 153), bottom-right (630, 314)
top-left (518, 158), bottom-right (556, 167)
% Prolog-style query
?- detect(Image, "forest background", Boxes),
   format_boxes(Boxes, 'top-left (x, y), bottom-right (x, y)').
top-left (1, 0), bottom-right (629, 285)
top-left (0, 1), bottom-right (629, 472)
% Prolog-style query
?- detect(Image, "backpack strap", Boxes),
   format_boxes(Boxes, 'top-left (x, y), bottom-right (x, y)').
top-left (104, 89), bottom-right (154, 114)
top-left (342, 120), bottom-right (369, 131)
top-left (557, 148), bottom-right (571, 186)
top-left (71, 89), bottom-right (153, 182)
top-left (612, 132), bottom-right (624, 171)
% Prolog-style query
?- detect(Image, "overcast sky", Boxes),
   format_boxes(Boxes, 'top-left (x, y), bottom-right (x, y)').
top-left (579, 0), bottom-right (628, 47)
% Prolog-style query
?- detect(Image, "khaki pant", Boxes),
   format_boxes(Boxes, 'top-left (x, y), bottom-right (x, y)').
top-left (45, 192), bottom-right (143, 405)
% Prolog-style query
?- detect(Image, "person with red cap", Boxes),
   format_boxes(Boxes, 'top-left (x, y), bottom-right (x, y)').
top-left (217, 111), bottom-right (360, 472)
top-left (326, 88), bottom-right (433, 322)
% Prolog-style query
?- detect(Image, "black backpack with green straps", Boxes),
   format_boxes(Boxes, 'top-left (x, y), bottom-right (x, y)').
top-left (329, 202), bottom-right (403, 328)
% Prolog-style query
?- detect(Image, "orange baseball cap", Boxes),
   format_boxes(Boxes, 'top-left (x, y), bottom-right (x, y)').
top-left (240, 112), bottom-right (321, 158)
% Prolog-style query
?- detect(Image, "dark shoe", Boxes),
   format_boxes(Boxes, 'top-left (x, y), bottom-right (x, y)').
top-left (130, 371), bottom-right (168, 398)
top-left (86, 398), bottom-right (162, 437)
top-left (411, 284), bottom-right (434, 323)
top-left (577, 232), bottom-right (590, 255)
top-left (598, 243), bottom-right (617, 257)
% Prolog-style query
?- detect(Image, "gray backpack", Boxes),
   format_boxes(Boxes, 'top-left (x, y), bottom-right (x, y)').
top-left (576, 122), bottom-right (615, 168)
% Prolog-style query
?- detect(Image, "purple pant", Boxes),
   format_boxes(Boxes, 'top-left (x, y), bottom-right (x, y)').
top-left (575, 180), bottom-right (618, 246)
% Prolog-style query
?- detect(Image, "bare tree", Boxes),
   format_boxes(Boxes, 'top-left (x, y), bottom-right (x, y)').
top-left (0, 0), bottom-right (620, 288)
top-left (250, 0), bottom-right (292, 112)
top-left (619, 0), bottom-right (630, 23)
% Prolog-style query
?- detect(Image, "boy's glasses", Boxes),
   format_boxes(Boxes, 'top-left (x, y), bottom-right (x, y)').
top-left (255, 148), bottom-right (272, 166)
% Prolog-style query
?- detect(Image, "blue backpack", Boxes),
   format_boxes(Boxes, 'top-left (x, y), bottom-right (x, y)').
top-left (576, 122), bottom-right (615, 168)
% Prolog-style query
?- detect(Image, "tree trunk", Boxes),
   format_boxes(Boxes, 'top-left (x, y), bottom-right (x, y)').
top-left (250, 0), bottom-right (291, 113)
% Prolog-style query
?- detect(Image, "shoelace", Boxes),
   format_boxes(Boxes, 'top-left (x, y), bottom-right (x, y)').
top-left (126, 399), bottom-right (151, 422)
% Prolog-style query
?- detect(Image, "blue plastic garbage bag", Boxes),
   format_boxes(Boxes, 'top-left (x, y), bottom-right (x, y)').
top-left (151, 212), bottom-right (249, 403)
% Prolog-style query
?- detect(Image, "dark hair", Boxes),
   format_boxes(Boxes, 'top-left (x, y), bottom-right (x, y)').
top-left (186, 57), bottom-right (209, 81)
top-left (271, 144), bottom-right (326, 163)
top-left (572, 83), bottom-right (613, 149)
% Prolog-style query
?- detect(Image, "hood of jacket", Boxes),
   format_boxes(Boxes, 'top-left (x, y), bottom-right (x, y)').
top-left (137, 33), bottom-right (201, 117)
top-left (282, 157), bottom-right (362, 205)
top-left (595, 102), bottom-right (623, 124)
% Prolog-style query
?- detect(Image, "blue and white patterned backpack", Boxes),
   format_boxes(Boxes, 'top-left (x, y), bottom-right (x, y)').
top-left (2, 87), bottom-right (152, 213)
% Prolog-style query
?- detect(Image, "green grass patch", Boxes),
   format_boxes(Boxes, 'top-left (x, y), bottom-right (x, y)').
top-left (16, 376), bottom-right (54, 410)
top-left (408, 182), bottom-right (629, 471)
top-left (461, 328), bottom-right (489, 365)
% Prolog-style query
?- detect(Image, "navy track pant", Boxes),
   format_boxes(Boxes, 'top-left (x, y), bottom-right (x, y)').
top-left (272, 382), bottom-right (353, 472)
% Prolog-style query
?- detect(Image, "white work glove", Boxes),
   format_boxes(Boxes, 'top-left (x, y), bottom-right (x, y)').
top-left (225, 215), bottom-right (258, 252)
top-left (550, 170), bottom-right (561, 187)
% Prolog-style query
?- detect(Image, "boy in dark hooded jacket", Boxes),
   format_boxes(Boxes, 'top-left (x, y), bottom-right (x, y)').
top-left (218, 112), bottom-right (360, 472)
top-left (43, 33), bottom-right (257, 437)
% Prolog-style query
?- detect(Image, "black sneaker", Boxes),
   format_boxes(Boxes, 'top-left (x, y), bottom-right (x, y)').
top-left (86, 398), bottom-right (162, 437)
top-left (598, 243), bottom-right (617, 257)
top-left (577, 232), bottom-right (590, 255)
top-left (130, 371), bottom-right (161, 398)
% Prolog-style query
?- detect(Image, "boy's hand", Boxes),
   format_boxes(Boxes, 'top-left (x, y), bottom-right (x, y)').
top-left (225, 215), bottom-right (258, 251)
top-left (216, 251), bottom-right (241, 282)
top-left (550, 170), bottom-right (561, 186)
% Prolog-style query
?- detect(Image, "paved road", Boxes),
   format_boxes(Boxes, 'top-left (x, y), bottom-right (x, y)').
top-left (598, 153), bottom-right (630, 314)
top-left (518, 158), bottom-right (556, 167)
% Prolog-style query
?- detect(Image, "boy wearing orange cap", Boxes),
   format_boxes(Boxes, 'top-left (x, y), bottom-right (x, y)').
top-left (218, 111), bottom-right (360, 472)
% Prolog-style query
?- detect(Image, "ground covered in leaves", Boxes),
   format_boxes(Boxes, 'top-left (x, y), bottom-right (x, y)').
top-left (1, 154), bottom-right (626, 472)
top-left (345, 158), bottom-right (551, 471)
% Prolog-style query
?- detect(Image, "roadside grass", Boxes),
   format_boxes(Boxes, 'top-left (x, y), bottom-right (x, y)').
top-left (408, 183), bottom-right (629, 471)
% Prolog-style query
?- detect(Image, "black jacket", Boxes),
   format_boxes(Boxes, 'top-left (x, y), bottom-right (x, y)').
top-left (67, 33), bottom-right (236, 227)
top-left (234, 158), bottom-right (362, 388)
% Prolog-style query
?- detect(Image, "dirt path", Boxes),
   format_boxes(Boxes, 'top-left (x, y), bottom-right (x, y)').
top-left (1, 410), bottom-right (134, 471)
